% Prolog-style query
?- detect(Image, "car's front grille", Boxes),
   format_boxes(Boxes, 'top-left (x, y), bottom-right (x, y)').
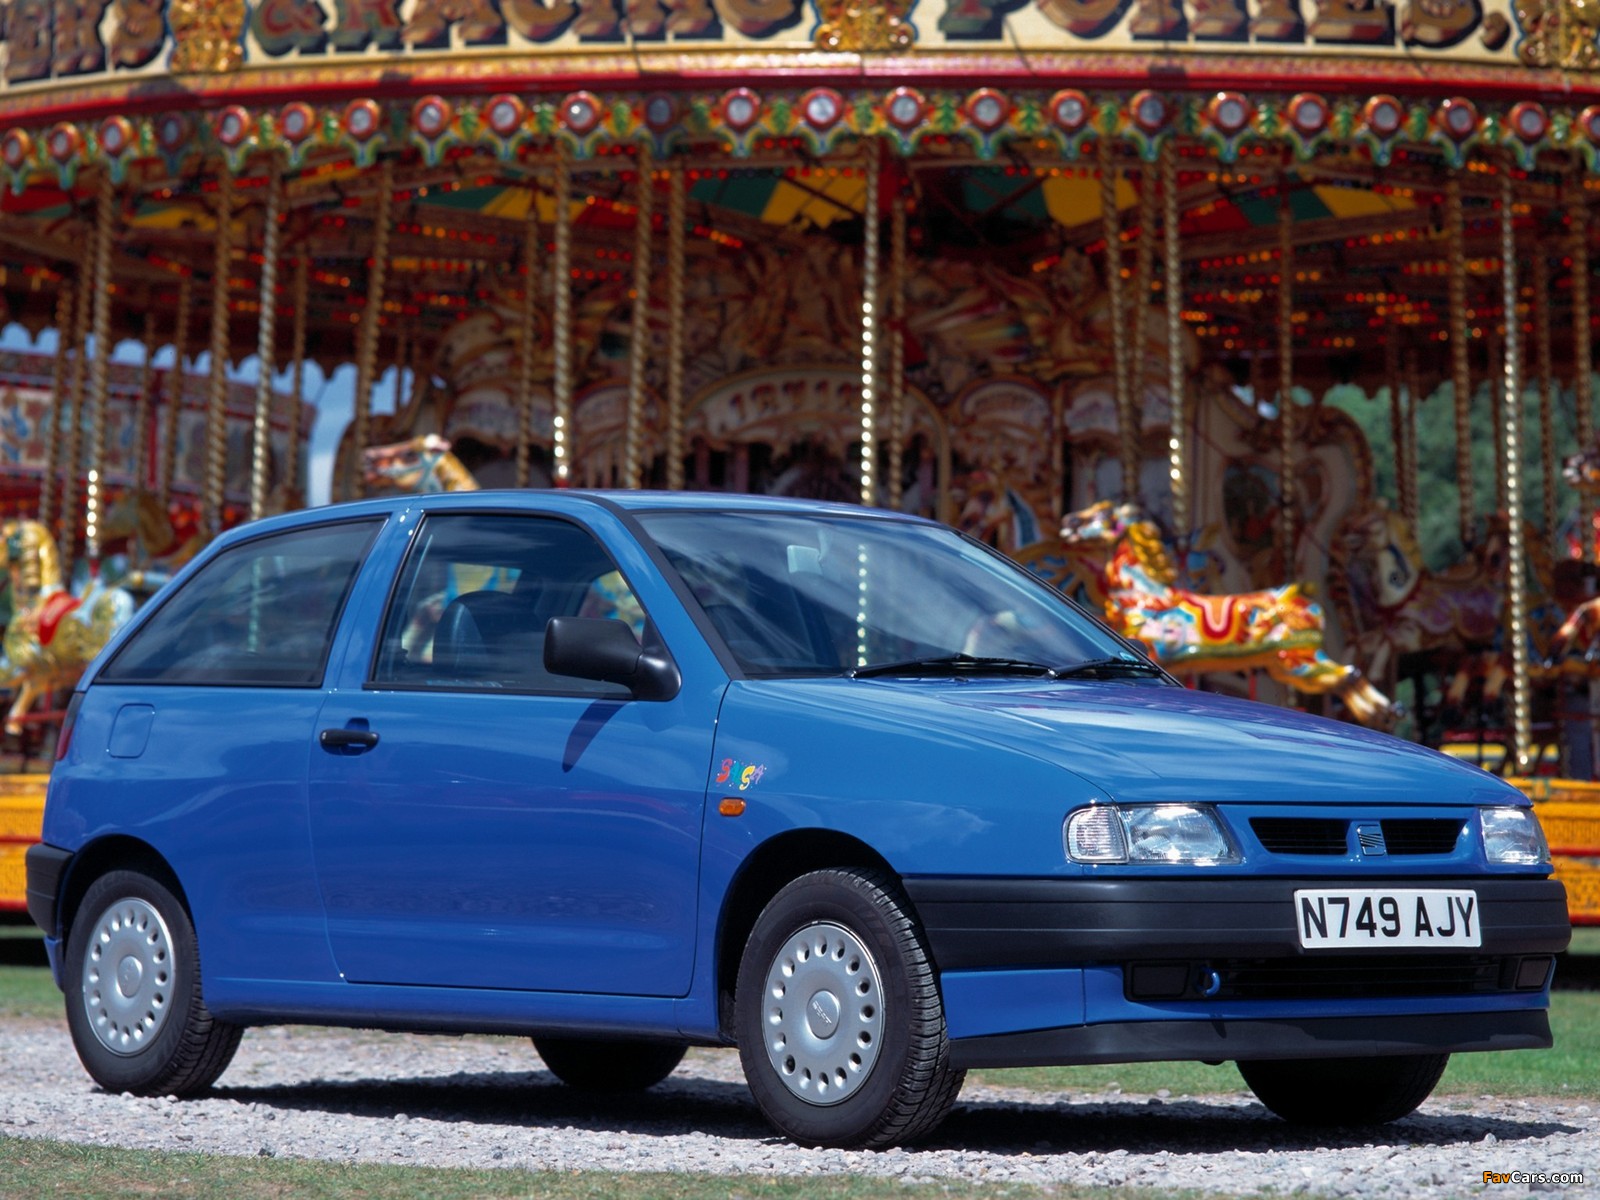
top-left (1125, 954), bottom-right (1553, 1001)
top-left (1248, 817), bottom-right (1466, 856)
top-left (1381, 818), bottom-right (1465, 855)
top-left (1250, 817), bottom-right (1348, 855)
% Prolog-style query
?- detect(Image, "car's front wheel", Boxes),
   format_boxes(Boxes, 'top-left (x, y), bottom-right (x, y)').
top-left (63, 869), bottom-right (242, 1096)
top-left (532, 1036), bottom-right (687, 1091)
top-left (735, 867), bottom-right (964, 1148)
top-left (1239, 1053), bottom-right (1449, 1125)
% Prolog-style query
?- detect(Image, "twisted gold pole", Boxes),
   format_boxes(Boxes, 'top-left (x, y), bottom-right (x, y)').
top-left (250, 161), bottom-right (283, 521)
top-left (37, 281), bottom-right (73, 532)
top-left (1131, 161), bottom-right (1158, 439)
top-left (516, 186), bottom-right (541, 489)
top-left (888, 193), bottom-right (907, 511)
top-left (132, 311), bottom-right (156, 491)
top-left (666, 164), bottom-right (687, 491)
top-left (1386, 330), bottom-right (1407, 519)
top-left (160, 275), bottom-right (192, 509)
top-left (1448, 174), bottom-right (1475, 549)
top-left (1535, 247), bottom-right (1558, 556)
top-left (625, 142), bottom-right (655, 490)
top-left (1164, 140), bottom-right (1187, 538)
top-left (1405, 349), bottom-right (1422, 530)
top-left (59, 246), bottom-right (93, 558)
top-left (1277, 178), bottom-right (1296, 573)
top-left (286, 253), bottom-right (308, 504)
top-left (553, 149), bottom-right (573, 486)
top-left (1499, 169), bottom-right (1532, 775)
top-left (860, 141), bottom-right (882, 508)
top-left (351, 157), bottom-right (394, 501)
top-left (203, 170), bottom-right (236, 540)
top-left (84, 169), bottom-right (117, 564)
top-left (1101, 138), bottom-right (1134, 500)
top-left (1572, 187), bottom-right (1594, 564)
top-left (1490, 329), bottom-right (1507, 514)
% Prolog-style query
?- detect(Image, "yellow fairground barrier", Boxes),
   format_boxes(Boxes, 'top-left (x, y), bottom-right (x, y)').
top-left (1508, 778), bottom-right (1600, 927)
top-left (0, 774), bottom-right (49, 916)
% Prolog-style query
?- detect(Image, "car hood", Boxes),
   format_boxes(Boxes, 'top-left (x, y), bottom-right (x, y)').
top-left (766, 677), bottom-right (1521, 807)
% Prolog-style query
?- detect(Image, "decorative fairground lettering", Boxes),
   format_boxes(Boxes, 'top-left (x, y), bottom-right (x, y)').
top-left (330, 0), bottom-right (405, 52)
top-left (111, 0), bottom-right (168, 68)
top-left (252, 0), bottom-right (330, 57)
top-left (404, 0), bottom-right (507, 49)
top-left (3, 0), bottom-right (54, 84)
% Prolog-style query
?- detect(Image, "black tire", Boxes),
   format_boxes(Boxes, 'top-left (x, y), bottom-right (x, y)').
top-left (533, 1037), bottom-right (687, 1091)
top-left (734, 867), bottom-right (965, 1149)
top-left (63, 870), bottom-right (242, 1097)
top-left (1239, 1053), bottom-right (1449, 1125)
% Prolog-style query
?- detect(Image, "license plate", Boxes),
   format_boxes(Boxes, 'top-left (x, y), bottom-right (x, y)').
top-left (1294, 888), bottom-right (1481, 949)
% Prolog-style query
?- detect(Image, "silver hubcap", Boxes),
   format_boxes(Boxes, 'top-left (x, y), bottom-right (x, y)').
top-left (762, 921), bottom-right (884, 1106)
top-left (81, 897), bottom-right (175, 1056)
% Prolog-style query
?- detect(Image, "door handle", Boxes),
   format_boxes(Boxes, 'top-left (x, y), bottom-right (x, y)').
top-left (319, 727), bottom-right (380, 751)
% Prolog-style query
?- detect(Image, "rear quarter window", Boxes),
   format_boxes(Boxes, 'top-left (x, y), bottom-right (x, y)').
top-left (97, 520), bottom-right (381, 687)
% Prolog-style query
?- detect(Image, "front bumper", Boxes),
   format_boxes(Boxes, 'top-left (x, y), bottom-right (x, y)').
top-left (905, 875), bottom-right (1570, 1066)
top-left (903, 876), bottom-right (1572, 967)
top-left (946, 1009), bottom-right (1552, 1069)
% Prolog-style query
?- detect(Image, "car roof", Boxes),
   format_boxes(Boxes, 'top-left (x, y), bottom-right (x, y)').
top-left (217, 490), bottom-right (937, 545)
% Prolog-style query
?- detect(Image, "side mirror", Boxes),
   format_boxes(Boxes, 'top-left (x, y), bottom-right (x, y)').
top-left (544, 616), bottom-right (681, 702)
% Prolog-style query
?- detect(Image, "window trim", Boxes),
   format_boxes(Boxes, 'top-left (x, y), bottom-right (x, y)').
top-left (93, 516), bottom-right (384, 689)
top-left (361, 507), bottom-right (662, 700)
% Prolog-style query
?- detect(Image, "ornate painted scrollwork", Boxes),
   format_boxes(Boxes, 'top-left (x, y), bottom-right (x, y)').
top-left (814, 0), bottom-right (914, 51)
top-left (169, 0), bottom-right (248, 73)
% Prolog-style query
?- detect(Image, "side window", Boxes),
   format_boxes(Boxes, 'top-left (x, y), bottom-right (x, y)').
top-left (98, 520), bottom-right (381, 686)
top-left (371, 513), bottom-right (645, 694)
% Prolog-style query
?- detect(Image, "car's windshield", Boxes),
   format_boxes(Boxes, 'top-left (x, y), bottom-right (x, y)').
top-left (636, 511), bottom-right (1144, 679)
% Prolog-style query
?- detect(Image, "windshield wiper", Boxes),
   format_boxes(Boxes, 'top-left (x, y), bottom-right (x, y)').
top-left (849, 654), bottom-right (1061, 680)
top-left (1053, 656), bottom-right (1168, 679)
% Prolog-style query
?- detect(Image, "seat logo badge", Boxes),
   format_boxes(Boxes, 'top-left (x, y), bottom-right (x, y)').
top-left (1356, 823), bottom-right (1387, 856)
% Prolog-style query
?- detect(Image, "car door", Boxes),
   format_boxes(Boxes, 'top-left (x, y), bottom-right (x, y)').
top-left (306, 510), bottom-right (718, 997)
top-left (76, 518), bottom-right (385, 987)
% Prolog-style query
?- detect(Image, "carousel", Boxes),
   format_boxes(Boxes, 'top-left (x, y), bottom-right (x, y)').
top-left (1, 0), bottom-right (1599, 919)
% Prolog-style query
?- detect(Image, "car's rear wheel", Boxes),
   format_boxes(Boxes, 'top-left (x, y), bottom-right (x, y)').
top-left (63, 869), bottom-right (242, 1096)
top-left (532, 1036), bottom-right (687, 1091)
top-left (735, 867), bottom-right (964, 1148)
top-left (1239, 1053), bottom-right (1449, 1125)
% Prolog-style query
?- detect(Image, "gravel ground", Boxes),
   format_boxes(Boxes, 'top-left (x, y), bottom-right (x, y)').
top-left (1, 1020), bottom-right (1596, 1196)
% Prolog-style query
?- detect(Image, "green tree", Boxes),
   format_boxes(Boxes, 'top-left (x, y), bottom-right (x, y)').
top-left (1325, 375), bottom-right (1583, 570)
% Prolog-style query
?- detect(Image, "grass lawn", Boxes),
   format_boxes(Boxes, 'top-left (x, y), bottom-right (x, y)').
top-left (0, 1140), bottom-right (1188, 1200)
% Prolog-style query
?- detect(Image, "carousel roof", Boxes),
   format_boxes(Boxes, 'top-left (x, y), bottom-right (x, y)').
top-left (0, 2), bottom-right (1597, 393)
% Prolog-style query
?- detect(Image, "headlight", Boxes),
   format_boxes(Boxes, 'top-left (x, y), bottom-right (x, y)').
top-left (1481, 806), bottom-right (1550, 866)
top-left (1064, 804), bottom-right (1240, 865)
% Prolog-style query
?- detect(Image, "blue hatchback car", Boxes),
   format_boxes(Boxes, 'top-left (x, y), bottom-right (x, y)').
top-left (26, 492), bottom-right (1571, 1147)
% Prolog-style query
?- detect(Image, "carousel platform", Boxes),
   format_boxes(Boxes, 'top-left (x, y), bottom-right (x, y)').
top-left (1509, 779), bottom-right (1600, 927)
top-left (0, 772), bottom-right (48, 916)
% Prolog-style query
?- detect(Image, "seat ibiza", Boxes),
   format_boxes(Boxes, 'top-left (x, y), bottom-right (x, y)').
top-left (26, 491), bottom-right (1571, 1147)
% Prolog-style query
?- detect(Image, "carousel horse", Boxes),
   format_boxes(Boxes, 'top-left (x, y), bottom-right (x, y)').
top-left (362, 434), bottom-right (481, 494)
top-left (0, 519), bottom-right (134, 735)
top-left (98, 490), bottom-right (207, 577)
top-left (1564, 443), bottom-right (1600, 493)
top-left (1058, 500), bottom-right (1397, 728)
top-left (952, 468), bottom-right (1040, 554)
top-left (1330, 502), bottom-right (1513, 688)
top-left (1547, 597), bottom-right (1600, 672)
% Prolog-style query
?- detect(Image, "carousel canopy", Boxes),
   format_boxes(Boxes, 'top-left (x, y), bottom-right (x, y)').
top-left (0, 0), bottom-right (1596, 384)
